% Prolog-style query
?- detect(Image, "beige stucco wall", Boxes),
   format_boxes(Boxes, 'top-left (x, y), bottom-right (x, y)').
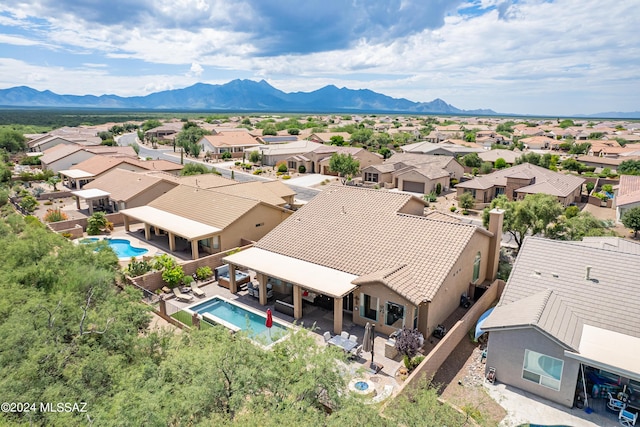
top-left (220, 204), bottom-right (292, 251)
top-left (426, 232), bottom-right (491, 336)
top-left (485, 328), bottom-right (580, 408)
top-left (352, 283), bottom-right (417, 337)
top-left (126, 181), bottom-right (178, 209)
top-left (444, 160), bottom-right (465, 181)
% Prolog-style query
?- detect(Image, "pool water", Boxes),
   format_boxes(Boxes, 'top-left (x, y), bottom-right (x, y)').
top-left (354, 381), bottom-right (369, 391)
top-left (190, 297), bottom-right (288, 344)
top-left (83, 238), bottom-right (148, 258)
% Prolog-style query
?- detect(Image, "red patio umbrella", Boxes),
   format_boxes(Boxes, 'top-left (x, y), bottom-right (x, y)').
top-left (266, 308), bottom-right (273, 339)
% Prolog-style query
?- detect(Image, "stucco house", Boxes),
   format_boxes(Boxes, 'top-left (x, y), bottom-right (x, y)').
top-left (482, 237), bottom-right (640, 408)
top-left (198, 130), bottom-right (262, 159)
top-left (361, 153), bottom-right (464, 193)
top-left (257, 140), bottom-right (324, 166)
top-left (401, 141), bottom-right (483, 157)
top-left (455, 163), bottom-right (584, 207)
top-left (613, 174), bottom-right (640, 223)
top-left (40, 144), bottom-right (137, 173)
top-left (224, 187), bottom-right (504, 336)
top-left (120, 185), bottom-right (293, 260)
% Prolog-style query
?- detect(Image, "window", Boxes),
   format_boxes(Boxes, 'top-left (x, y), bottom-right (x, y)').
top-left (199, 238), bottom-right (210, 248)
top-left (385, 301), bottom-right (405, 327)
top-left (360, 293), bottom-right (378, 321)
top-left (522, 349), bottom-right (563, 391)
top-left (288, 161), bottom-right (296, 169)
top-left (495, 187), bottom-right (505, 196)
top-left (212, 235), bottom-right (220, 250)
top-left (364, 172), bottom-right (379, 183)
top-left (472, 252), bottom-right (481, 283)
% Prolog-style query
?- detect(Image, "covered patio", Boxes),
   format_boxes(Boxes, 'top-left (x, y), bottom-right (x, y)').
top-left (60, 169), bottom-right (95, 189)
top-left (120, 206), bottom-right (221, 260)
top-left (71, 188), bottom-right (111, 215)
top-left (223, 247), bottom-right (358, 334)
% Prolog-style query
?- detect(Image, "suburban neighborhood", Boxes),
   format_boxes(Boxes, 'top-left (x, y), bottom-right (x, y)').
top-left (2, 112), bottom-right (640, 426)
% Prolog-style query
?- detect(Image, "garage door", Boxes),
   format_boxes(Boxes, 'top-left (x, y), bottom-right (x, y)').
top-left (402, 181), bottom-right (425, 193)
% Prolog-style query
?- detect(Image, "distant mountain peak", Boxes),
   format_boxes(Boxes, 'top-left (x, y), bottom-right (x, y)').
top-left (0, 80), bottom-right (497, 115)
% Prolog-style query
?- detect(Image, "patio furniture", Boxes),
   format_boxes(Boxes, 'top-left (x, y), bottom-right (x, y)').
top-left (620, 409), bottom-right (638, 427)
top-left (340, 331), bottom-right (349, 339)
top-left (173, 287), bottom-right (193, 303)
top-left (274, 296), bottom-right (294, 317)
top-left (348, 334), bottom-right (358, 343)
top-left (323, 331), bottom-right (332, 342)
top-left (247, 282), bottom-right (273, 299)
top-left (609, 392), bottom-right (628, 412)
top-left (191, 283), bottom-right (206, 298)
top-left (328, 335), bottom-right (358, 353)
top-left (348, 344), bottom-right (363, 360)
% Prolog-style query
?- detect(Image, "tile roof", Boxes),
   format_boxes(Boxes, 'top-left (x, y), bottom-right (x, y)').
top-left (149, 185), bottom-right (262, 229)
top-left (39, 144), bottom-right (82, 163)
top-left (258, 140), bottom-right (323, 156)
top-left (488, 237), bottom-right (640, 343)
top-left (455, 163), bottom-right (585, 197)
top-left (83, 169), bottom-right (177, 202)
top-left (478, 149), bottom-right (522, 164)
top-left (73, 156), bottom-right (183, 175)
top-left (200, 131), bottom-right (261, 147)
top-left (616, 175), bottom-right (640, 207)
top-left (576, 237), bottom-right (640, 255)
top-left (255, 187), bottom-right (484, 304)
top-left (177, 174), bottom-right (237, 188)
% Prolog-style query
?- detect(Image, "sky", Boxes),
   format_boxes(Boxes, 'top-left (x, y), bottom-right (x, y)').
top-left (0, 0), bottom-right (637, 116)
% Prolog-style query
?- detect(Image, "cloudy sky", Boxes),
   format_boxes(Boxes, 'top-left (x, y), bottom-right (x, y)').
top-left (0, 0), bottom-right (637, 116)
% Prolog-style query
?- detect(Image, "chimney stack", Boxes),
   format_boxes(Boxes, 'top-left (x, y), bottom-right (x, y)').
top-left (585, 266), bottom-right (592, 281)
top-left (486, 208), bottom-right (504, 280)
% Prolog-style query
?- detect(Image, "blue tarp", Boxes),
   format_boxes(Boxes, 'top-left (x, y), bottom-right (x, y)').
top-left (474, 307), bottom-right (495, 340)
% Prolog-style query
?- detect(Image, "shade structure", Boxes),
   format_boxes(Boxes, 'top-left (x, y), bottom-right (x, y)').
top-left (475, 307), bottom-right (495, 341)
top-left (265, 309), bottom-right (273, 329)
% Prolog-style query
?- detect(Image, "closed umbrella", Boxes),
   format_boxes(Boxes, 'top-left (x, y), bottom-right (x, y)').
top-left (266, 308), bottom-right (273, 340)
top-left (363, 322), bottom-right (376, 370)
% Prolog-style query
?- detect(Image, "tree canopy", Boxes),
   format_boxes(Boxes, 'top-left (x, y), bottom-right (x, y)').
top-left (328, 153), bottom-right (360, 184)
top-left (622, 207), bottom-right (640, 237)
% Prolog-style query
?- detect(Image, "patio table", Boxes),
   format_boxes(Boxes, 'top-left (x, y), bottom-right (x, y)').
top-left (328, 335), bottom-right (358, 353)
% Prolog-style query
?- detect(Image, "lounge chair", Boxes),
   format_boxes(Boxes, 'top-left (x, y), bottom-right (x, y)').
top-left (323, 331), bottom-right (332, 342)
top-left (191, 283), bottom-right (206, 298)
top-left (620, 409), bottom-right (638, 427)
top-left (173, 287), bottom-right (193, 302)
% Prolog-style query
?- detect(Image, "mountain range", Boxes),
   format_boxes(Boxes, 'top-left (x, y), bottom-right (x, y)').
top-left (0, 79), bottom-right (497, 115)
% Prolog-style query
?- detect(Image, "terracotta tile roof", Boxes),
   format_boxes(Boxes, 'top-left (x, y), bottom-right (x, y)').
top-left (255, 187), bottom-right (482, 304)
top-left (489, 237), bottom-right (640, 340)
top-left (73, 156), bottom-right (183, 175)
top-left (616, 175), bottom-right (640, 207)
top-left (149, 185), bottom-right (261, 229)
top-left (177, 174), bottom-right (236, 188)
top-left (200, 131), bottom-right (261, 147)
top-left (211, 181), bottom-right (287, 207)
top-left (83, 169), bottom-right (177, 202)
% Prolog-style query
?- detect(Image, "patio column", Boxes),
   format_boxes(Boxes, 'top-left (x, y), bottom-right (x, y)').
top-left (258, 273), bottom-right (267, 306)
top-left (256, 272), bottom-right (267, 305)
top-left (229, 264), bottom-right (237, 294)
top-left (75, 196), bottom-right (81, 210)
top-left (333, 297), bottom-right (343, 335)
top-left (123, 215), bottom-right (130, 232)
top-left (190, 240), bottom-right (199, 260)
top-left (293, 285), bottom-right (302, 320)
top-left (144, 223), bottom-right (151, 240)
top-left (168, 233), bottom-right (175, 251)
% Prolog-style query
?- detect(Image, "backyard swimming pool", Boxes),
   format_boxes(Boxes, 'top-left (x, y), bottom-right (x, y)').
top-left (187, 296), bottom-right (289, 345)
top-left (81, 237), bottom-right (149, 259)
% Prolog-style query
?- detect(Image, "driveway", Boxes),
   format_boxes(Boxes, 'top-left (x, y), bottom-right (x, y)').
top-left (285, 174), bottom-right (338, 188)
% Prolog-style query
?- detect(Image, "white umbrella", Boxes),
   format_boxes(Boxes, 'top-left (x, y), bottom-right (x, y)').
top-left (363, 322), bottom-right (376, 370)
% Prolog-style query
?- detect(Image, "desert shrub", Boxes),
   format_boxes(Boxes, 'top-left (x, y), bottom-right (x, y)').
top-left (395, 327), bottom-right (423, 358)
top-left (153, 254), bottom-right (177, 271)
top-left (435, 182), bottom-right (442, 195)
top-left (221, 151), bottom-right (232, 160)
top-left (195, 266), bottom-right (213, 280)
top-left (565, 205), bottom-right (580, 219)
top-left (162, 265), bottom-right (184, 288)
top-left (277, 163), bottom-right (288, 173)
top-left (298, 165), bottom-right (306, 173)
top-left (586, 181), bottom-right (595, 193)
top-left (19, 194), bottom-right (38, 213)
top-left (43, 208), bottom-right (68, 223)
top-left (450, 206), bottom-right (457, 212)
top-left (282, 175), bottom-right (291, 180)
top-left (253, 169), bottom-right (263, 175)
top-left (234, 161), bottom-right (241, 166)
top-left (125, 258), bottom-right (153, 277)
top-left (182, 275), bottom-right (194, 286)
top-left (601, 184), bottom-right (613, 193)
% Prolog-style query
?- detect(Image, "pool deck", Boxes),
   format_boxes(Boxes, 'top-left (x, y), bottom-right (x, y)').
top-left (164, 279), bottom-right (404, 402)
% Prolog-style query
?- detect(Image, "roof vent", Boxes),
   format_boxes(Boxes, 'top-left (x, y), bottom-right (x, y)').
top-left (585, 266), bottom-right (592, 281)
top-left (533, 270), bottom-right (541, 276)
top-left (341, 206), bottom-right (346, 215)
top-left (552, 273), bottom-right (559, 278)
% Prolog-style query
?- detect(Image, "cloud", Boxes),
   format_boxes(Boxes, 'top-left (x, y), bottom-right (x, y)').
top-left (188, 62), bottom-right (204, 77)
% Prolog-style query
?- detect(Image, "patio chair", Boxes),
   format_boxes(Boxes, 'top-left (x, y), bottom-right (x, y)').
top-left (348, 334), bottom-right (358, 343)
top-left (173, 287), bottom-right (193, 303)
top-left (620, 409), bottom-right (638, 427)
top-left (348, 344), bottom-right (363, 360)
top-left (323, 331), bottom-right (332, 342)
top-left (608, 392), bottom-right (627, 412)
top-left (191, 283), bottom-right (206, 298)
top-left (340, 331), bottom-right (349, 339)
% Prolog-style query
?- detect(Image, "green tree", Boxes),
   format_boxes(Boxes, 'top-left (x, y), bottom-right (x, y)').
top-left (262, 125), bottom-right (277, 136)
top-left (350, 129), bottom-right (373, 145)
top-left (516, 152), bottom-right (541, 166)
top-left (561, 158), bottom-right (585, 172)
top-left (482, 193), bottom-right (564, 250)
top-left (619, 159), bottom-right (640, 176)
top-left (249, 150), bottom-right (261, 163)
top-left (330, 135), bottom-right (345, 146)
top-left (19, 194), bottom-right (38, 213)
top-left (86, 211), bottom-right (109, 235)
top-left (221, 151), bottom-right (233, 160)
top-left (458, 192), bottom-right (475, 213)
top-left (622, 206), bottom-right (640, 237)
top-left (462, 153), bottom-right (481, 168)
top-left (480, 161), bottom-right (493, 174)
top-left (287, 128), bottom-right (300, 135)
top-left (494, 158), bottom-right (507, 169)
top-left (328, 153), bottom-right (360, 184)
top-left (141, 119), bottom-right (162, 132)
top-left (0, 128), bottom-right (27, 152)
top-left (162, 265), bottom-right (184, 288)
top-left (558, 119), bottom-right (575, 128)
top-left (181, 163), bottom-right (216, 176)
top-left (378, 147), bottom-right (392, 159)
